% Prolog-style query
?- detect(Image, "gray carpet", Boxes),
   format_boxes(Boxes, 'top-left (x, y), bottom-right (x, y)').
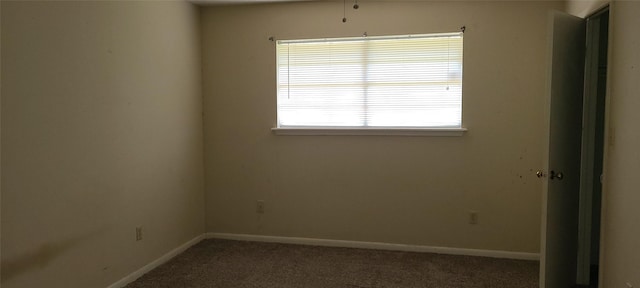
top-left (125, 239), bottom-right (539, 288)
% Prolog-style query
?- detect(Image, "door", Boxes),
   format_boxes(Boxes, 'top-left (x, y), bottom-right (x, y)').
top-left (540, 11), bottom-right (586, 288)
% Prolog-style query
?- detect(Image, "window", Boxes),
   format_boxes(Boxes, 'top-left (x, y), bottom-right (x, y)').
top-left (275, 32), bottom-right (464, 134)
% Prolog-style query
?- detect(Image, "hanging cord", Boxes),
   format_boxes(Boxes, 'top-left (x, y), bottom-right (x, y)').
top-left (287, 44), bottom-right (291, 99)
top-left (342, 0), bottom-right (347, 23)
top-left (446, 36), bottom-right (450, 91)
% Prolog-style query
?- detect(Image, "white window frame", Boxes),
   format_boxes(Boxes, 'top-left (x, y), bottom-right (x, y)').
top-left (273, 33), bottom-right (466, 136)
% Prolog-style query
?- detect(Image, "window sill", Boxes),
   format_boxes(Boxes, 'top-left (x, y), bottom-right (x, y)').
top-left (271, 127), bottom-right (467, 137)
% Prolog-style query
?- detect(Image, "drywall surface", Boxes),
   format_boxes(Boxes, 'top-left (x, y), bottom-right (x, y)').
top-left (202, 1), bottom-right (562, 254)
top-left (565, 0), bottom-right (609, 17)
top-left (1, 2), bottom-right (3, 285)
top-left (599, 1), bottom-right (640, 287)
top-left (1, 1), bottom-right (204, 287)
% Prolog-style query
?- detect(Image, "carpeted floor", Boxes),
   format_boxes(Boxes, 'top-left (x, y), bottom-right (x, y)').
top-left (125, 239), bottom-right (539, 288)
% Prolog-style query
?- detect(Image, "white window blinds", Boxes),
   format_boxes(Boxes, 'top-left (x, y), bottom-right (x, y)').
top-left (276, 33), bottom-right (463, 128)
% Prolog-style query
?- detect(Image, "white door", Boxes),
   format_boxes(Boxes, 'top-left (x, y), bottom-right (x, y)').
top-left (540, 11), bottom-right (586, 288)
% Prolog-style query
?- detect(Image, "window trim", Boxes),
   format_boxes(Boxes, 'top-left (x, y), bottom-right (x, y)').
top-left (275, 32), bottom-right (464, 130)
top-left (271, 127), bottom-right (467, 137)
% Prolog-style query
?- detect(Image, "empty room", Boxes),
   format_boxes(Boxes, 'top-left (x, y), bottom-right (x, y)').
top-left (1, 0), bottom-right (638, 288)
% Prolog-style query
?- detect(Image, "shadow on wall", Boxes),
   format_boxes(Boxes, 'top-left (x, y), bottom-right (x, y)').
top-left (1, 230), bottom-right (101, 283)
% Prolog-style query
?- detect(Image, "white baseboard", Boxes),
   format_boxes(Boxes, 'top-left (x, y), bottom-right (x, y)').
top-left (205, 232), bottom-right (539, 261)
top-left (107, 234), bottom-right (205, 288)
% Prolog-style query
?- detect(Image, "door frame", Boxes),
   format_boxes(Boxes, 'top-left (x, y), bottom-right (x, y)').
top-left (594, 3), bottom-right (614, 288)
top-left (576, 6), bottom-right (609, 286)
top-left (540, 4), bottom-right (614, 288)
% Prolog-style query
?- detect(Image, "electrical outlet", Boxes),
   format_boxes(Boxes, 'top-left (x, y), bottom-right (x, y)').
top-left (256, 200), bottom-right (265, 214)
top-left (469, 211), bottom-right (478, 225)
top-left (136, 227), bottom-right (143, 241)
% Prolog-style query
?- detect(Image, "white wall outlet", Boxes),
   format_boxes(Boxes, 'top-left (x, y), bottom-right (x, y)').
top-left (256, 200), bottom-right (265, 214)
top-left (136, 227), bottom-right (143, 241)
top-left (469, 211), bottom-right (478, 225)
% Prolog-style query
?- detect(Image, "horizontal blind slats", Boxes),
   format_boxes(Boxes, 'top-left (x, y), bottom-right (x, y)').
top-left (277, 33), bottom-right (463, 128)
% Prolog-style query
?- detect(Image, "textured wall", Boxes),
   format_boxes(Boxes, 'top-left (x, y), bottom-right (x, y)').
top-left (564, 0), bottom-right (640, 286)
top-left (565, 0), bottom-right (608, 17)
top-left (600, 1), bottom-right (640, 287)
top-left (201, 1), bottom-right (563, 254)
top-left (1, 1), bottom-right (204, 287)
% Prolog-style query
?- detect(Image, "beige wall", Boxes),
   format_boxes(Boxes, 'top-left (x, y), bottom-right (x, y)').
top-left (599, 1), bottom-right (640, 287)
top-left (0, 1), bottom-right (204, 288)
top-left (565, 0), bottom-right (609, 17)
top-left (563, 1), bottom-right (640, 286)
top-left (1, 1), bottom-right (3, 285)
top-left (202, 1), bottom-right (563, 253)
